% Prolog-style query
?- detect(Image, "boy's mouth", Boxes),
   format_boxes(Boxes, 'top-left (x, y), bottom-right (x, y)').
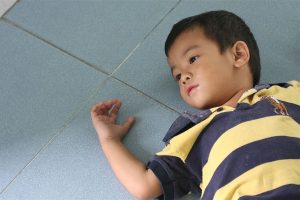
top-left (187, 84), bottom-right (199, 96)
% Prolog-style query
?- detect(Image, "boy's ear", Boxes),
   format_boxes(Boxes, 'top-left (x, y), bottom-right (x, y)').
top-left (232, 41), bottom-right (250, 68)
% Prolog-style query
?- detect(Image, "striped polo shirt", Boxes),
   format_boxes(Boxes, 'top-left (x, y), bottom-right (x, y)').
top-left (148, 80), bottom-right (300, 200)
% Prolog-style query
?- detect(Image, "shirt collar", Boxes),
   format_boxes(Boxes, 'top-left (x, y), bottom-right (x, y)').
top-left (163, 82), bottom-right (291, 143)
top-left (237, 82), bottom-right (291, 103)
top-left (237, 83), bottom-right (271, 103)
top-left (162, 107), bottom-right (221, 143)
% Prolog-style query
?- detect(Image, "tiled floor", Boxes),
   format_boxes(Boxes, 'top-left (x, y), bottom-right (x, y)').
top-left (0, 0), bottom-right (299, 199)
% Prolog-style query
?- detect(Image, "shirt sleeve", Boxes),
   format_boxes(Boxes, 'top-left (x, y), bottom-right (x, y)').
top-left (147, 155), bottom-right (201, 200)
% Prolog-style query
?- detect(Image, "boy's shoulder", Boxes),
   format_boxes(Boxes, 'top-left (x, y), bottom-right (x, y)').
top-left (163, 80), bottom-right (300, 143)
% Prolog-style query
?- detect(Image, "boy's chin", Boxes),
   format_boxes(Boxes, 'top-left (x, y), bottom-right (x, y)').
top-left (193, 105), bottom-right (211, 110)
top-left (188, 101), bottom-right (210, 110)
top-left (182, 95), bottom-right (214, 110)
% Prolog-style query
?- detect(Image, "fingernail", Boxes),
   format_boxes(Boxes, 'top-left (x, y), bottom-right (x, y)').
top-left (109, 104), bottom-right (116, 113)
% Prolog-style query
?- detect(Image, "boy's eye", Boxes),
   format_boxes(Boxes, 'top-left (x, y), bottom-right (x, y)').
top-left (189, 56), bottom-right (199, 64)
top-left (175, 74), bottom-right (181, 81)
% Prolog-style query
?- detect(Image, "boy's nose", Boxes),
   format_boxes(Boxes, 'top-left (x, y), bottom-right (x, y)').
top-left (181, 74), bottom-right (191, 85)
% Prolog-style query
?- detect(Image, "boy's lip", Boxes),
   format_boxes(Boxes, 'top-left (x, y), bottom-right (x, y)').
top-left (187, 84), bottom-right (199, 96)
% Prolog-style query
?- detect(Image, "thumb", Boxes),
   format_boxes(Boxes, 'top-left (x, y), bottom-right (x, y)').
top-left (122, 116), bottom-right (135, 132)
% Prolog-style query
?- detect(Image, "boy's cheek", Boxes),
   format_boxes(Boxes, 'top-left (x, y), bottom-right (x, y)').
top-left (179, 88), bottom-right (186, 98)
top-left (180, 92), bottom-right (191, 105)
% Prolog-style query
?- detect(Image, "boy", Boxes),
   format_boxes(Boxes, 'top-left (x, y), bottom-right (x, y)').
top-left (91, 10), bottom-right (300, 200)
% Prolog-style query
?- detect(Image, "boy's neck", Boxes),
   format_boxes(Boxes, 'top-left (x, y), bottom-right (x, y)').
top-left (222, 87), bottom-right (251, 108)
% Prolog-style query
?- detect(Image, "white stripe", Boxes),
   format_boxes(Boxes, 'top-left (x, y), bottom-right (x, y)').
top-left (0, 0), bottom-right (17, 18)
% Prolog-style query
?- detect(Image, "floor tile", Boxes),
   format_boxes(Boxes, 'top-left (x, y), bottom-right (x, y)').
top-left (114, 0), bottom-right (300, 112)
top-left (5, 0), bottom-right (179, 74)
top-left (0, 21), bottom-right (106, 193)
top-left (0, 78), bottom-right (185, 200)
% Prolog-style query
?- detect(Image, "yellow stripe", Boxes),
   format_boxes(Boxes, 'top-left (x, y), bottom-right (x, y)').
top-left (242, 80), bottom-right (300, 106)
top-left (157, 107), bottom-right (234, 161)
top-left (213, 159), bottom-right (300, 200)
top-left (202, 116), bottom-right (300, 190)
top-left (158, 80), bottom-right (300, 161)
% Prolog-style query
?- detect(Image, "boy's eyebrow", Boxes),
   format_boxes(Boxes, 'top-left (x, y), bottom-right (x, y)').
top-left (182, 45), bottom-right (200, 56)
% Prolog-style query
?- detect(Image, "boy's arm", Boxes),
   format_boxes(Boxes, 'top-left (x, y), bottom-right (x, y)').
top-left (91, 99), bottom-right (162, 200)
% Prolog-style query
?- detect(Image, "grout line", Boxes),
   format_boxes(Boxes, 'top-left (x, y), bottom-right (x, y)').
top-left (142, 0), bottom-right (182, 41)
top-left (0, 77), bottom-right (111, 196)
top-left (0, 73), bottom-right (180, 196)
top-left (2, 17), bottom-right (110, 76)
top-left (110, 42), bottom-right (141, 76)
top-left (0, 1), bottom-right (182, 193)
top-left (0, 15), bottom-right (114, 196)
top-left (111, 0), bottom-right (181, 76)
top-left (111, 75), bottom-right (181, 115)
top-left (106, 0), bottom-right (183, 114)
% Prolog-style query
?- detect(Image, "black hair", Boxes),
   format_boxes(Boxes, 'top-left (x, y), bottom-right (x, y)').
top-left (165, 10), bottom-right (261, 86)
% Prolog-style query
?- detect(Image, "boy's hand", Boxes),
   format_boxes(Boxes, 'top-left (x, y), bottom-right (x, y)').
top-left (91, 99), bottom-right (135, 143)
top-left (91, 99), bottom-right (162, 199)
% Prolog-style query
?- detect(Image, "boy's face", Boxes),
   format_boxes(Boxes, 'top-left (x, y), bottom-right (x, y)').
top-left (167, 26), bottom-right (240, 109)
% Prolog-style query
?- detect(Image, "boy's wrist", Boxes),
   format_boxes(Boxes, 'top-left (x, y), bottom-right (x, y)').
top-left (99, 136), bottom-right (123, 148)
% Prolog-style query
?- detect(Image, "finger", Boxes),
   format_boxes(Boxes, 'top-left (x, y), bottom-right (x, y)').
top-left (91, 106), bottom-right (108, 121)
top-left (109, 101), bottom-right (122, 122)
top-left (91, 99), bottom-right (121, 116)
top-left (122, 116), bottom-right (135, 132)
top-left (91, 103), bottom-right (108, 116)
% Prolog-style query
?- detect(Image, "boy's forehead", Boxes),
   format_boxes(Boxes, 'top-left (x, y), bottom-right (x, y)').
top-left (168, 27), bottom-right (206, 53)
top-left (167, 26), bottom-right (206, 66)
